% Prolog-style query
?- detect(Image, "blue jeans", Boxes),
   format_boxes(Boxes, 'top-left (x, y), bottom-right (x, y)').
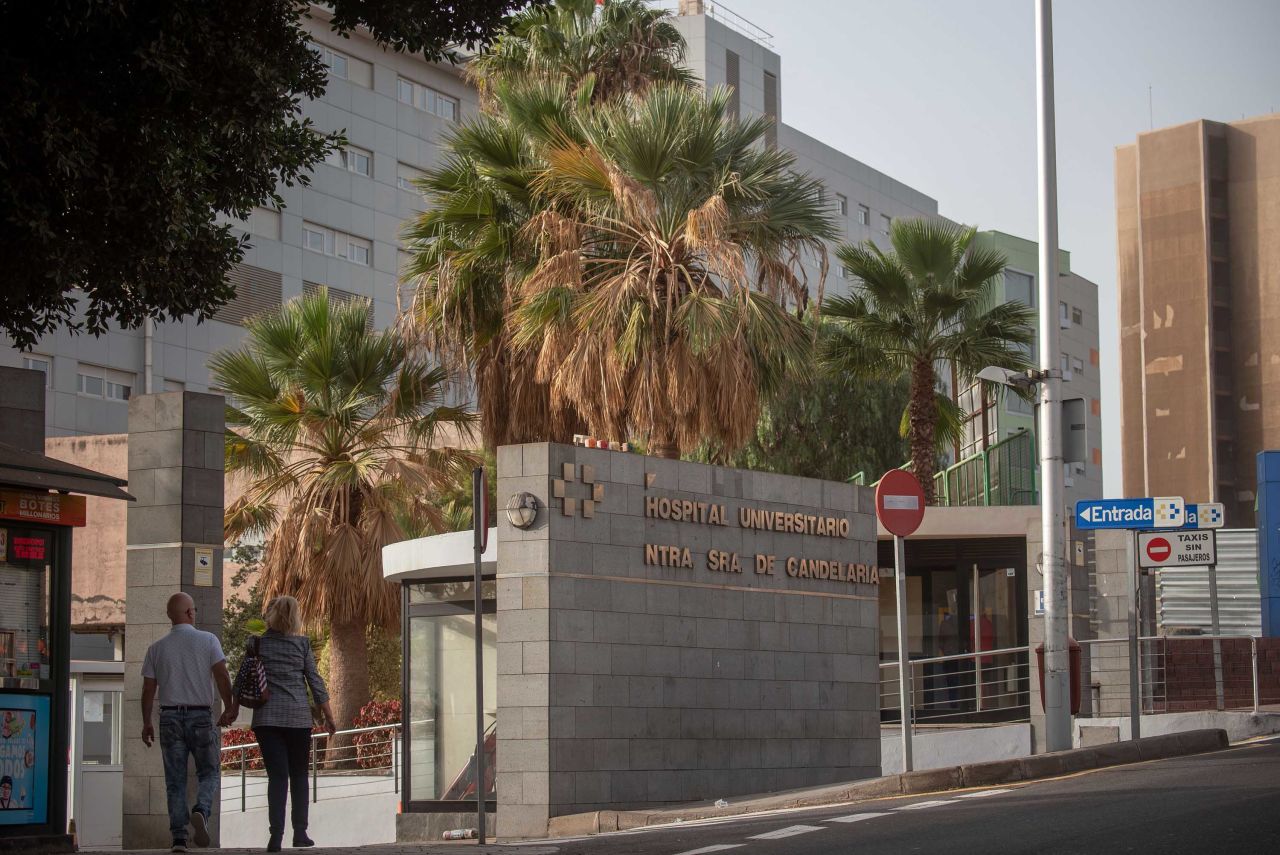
top-left (159, 708), bottom-right (219, 840)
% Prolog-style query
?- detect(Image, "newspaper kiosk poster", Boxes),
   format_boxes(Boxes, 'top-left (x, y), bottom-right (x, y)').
top-left (0, 694), bottom-right (49, 825)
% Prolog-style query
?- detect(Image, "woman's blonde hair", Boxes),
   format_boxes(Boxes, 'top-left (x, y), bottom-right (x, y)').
top-left (264, 596), bottom-right (302, 635)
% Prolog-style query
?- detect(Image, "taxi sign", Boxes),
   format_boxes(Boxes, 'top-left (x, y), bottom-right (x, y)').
top-left (1138, 530), bottom-right (1216, 568)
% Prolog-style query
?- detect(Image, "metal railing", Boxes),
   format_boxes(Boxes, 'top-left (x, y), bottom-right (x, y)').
top-left (851, 430), bottom-right (1038, 507)
top-left (653, 1), bottom-right (775, 47)
top-left (220, 722), bottom-right (402, 813)
top-left (879, 634), bottom-right (1275, 730)
top-left (880, 646), bottom-right (1032, 726)
top-left (1079, 635), bottom-right (1273, 718)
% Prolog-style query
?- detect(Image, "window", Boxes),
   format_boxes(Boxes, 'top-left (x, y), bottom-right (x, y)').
top-left (313, 44), bottom-right (349, 79)
top-left (857, 204), bottom-right (870, 226)
top-left (325, 145), bottom-right (372, 177)
top-left (1072, 305), bottom-right (1083, 326)
top-left (77, 371), bottom-right (104, 397)
top-left (81, 690), bottom-right (124, 766)
top-left (838, 265), bottom-right (854, 280)
top-left (1061, 353), bottom-right (1071, 377)
top-left (763, 71), bottom-right (778, 148)
top-left (398, 77), bottom-right (459, 121)
top-left (405, 580), bottom-right (496, 806)
top-left (106, 380), bottom-right (131, 401)
top-left (302, 222), bottom-right (371, 266)
top-left (1072, 356), bottom-right (1084, 377)
top-left (235, 206), bottom-right (280, 240)
top-left (77, 366), bottom-right (134, 401)
top-left (1059, 300), bottom-right (1070, 329)
top-left (725, 50), bottom-right (740, 120)
top-left (1005, 269), bottom-right (1035, 307)
top-left (164, 379), bottom-right (185, 393)
top-left (835, 193), bottom-right (848, 216)
top-left (396, 163), bottom-right (427, 193)
top-left (22, 356), bottom-right (51, 387)
top-left (880, 214), bottom-right (892, 235)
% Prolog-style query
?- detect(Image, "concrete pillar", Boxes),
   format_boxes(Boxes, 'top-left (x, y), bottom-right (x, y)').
top-left (0, 366), bottom-right (46, 453)
top-left (122, 392), bottom-right (225, 849)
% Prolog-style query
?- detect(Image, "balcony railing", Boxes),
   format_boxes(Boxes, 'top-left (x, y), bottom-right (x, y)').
top-left (852, 429), bottom-right (1039, 507)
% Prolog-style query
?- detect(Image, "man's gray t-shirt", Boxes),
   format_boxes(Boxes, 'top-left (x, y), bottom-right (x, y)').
top-left (141, 624), bottom-right (226, 707)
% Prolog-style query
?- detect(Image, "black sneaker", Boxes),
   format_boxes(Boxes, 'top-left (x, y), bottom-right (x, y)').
top-left (171, 840), bottom-right (188, 853)
top-left (190, 809), bottom-right (210, 847)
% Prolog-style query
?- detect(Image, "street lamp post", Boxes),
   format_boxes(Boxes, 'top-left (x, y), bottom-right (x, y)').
top-left (1035, 0), bottom-right (1071, 752)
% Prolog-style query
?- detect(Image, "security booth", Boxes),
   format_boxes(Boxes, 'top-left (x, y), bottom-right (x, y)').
top-left (0, 441), bottom-right (131, 853)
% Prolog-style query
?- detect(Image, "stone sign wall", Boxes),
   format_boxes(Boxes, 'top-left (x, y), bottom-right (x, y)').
top-left (494, 443), bottom-right (881, 839)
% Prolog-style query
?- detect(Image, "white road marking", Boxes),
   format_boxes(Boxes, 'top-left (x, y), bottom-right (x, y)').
top-left (893, 799), bottom-right (957, 811)
top-left (826, 811), bottom-right (892, 823)
top-left (748, 824), bottom-right (827, 840)
top-left (674, 846), bottom-right (746, 855)
top-left (955, 788), bottom-right (1012, 799)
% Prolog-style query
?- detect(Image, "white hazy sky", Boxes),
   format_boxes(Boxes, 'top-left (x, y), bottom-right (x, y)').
top-left (715, 0), bottom-right (1280, 497)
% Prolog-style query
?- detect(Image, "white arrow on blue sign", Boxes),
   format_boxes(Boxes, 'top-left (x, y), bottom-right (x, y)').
top-left (1075, 497), bottom-right (1186, 530)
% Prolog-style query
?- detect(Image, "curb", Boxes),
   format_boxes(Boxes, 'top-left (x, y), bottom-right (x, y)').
top-left (545, 728), bottom-right (1229, 838)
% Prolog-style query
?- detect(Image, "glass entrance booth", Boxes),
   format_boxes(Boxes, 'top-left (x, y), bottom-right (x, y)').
top-left (877, 536), bottom-right (1031, 724)
top-left (383, 528), bottom-right (497, 840)
top-left (0, 445), bottom-right (131, 853)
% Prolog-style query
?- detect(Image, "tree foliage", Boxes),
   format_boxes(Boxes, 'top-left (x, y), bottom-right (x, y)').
top-left (403, 0), bottom-right (700, 449)
top-left (696, 358), bottom-right (910, 483)
top-left (821, 219), bottom-right (1034, 501)
top-left (213, 288), bottom-right (475, 726)
top-left (0, 0), bottom-right (536, 349)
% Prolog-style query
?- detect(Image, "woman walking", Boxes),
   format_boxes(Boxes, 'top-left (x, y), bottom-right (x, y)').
top-left (251, 596), bottom-right (336, 852)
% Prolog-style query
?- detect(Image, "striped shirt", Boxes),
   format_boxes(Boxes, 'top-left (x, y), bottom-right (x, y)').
top-left (141, 624), bottom-right (226, 707)
top-left (250, 630), bottom-right (330, 730)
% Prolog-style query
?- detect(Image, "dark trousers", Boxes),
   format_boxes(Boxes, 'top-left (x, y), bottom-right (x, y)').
top-left (254, 726), bottom-right (311, 836)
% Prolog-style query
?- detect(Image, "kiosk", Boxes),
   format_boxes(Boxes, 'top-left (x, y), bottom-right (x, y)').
top-left (0, 371), bottom-right (132, 854)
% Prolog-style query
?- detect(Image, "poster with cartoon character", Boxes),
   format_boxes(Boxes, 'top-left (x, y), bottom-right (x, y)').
top-left (0, 695), bottom-right (48, 825)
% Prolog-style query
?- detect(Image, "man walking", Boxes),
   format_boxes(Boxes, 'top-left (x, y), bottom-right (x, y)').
top-left (141, 592), bottom-right (237, 852)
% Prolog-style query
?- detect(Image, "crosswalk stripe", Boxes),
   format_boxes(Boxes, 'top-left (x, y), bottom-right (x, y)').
top-left (674, 846), bottom-right (746, 855)
top-left (826, 811), bottom-right (892, 823)
top-left (955, 789), bottom-right (1012, 799)
top-left (747, 824), bottom-right (827, 840)
top-left (893, 799), bottom-right (956, 811)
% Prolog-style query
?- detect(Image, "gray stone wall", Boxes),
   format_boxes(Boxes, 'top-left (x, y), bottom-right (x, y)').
top-left (122, 392), bottom-right (225, 849)
top-left (495, 443), bottom-right (880, 839)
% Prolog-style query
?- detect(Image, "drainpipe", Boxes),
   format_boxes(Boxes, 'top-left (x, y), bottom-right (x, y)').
top-left (143, 318), bottom-right (155, 394)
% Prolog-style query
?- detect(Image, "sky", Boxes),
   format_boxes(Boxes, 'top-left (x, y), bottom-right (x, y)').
top-left (715, 0), bottom-right (1280, 497)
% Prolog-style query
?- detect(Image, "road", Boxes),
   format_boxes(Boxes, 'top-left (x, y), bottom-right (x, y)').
top-left (552, 737), bottom-right (1280, 855)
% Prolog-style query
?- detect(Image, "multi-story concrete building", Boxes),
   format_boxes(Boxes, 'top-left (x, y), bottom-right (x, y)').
top-left (3, 2), bottom-right (940, 439)
top-left (953, 231), bottom-right (1104, 509)
top-left (1117, 113), bottom-right (1280, 525)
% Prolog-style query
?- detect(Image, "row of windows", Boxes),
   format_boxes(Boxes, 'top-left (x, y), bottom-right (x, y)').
top-left (397, 77), bottom-right (458, 121)
top-left (312, 41), bottom-right (459, 124)
top-left (303, 222), bottom-right (371, 265)
top-left (22, 356), bottom-right (147, 402)
top-left (322, 145), bottom-right (428, 193)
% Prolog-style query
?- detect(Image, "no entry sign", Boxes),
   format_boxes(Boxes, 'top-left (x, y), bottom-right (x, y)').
top-left (876, 469), bottom-right (926, 537)
top-left (1138, 530), bottom-right (1217, 568)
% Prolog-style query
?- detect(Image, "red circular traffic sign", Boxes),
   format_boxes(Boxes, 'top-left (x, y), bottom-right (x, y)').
top-left (1145, 536), bottom-right (1171, 564)
top-left (875, 469), bottom-right (926, 537)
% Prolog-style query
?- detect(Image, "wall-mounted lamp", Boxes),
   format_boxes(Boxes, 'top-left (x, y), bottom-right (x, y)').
top-left (505, 492), bottom-right (539, 529)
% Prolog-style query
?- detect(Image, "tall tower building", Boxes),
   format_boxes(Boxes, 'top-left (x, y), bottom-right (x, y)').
top-left (1117, 113), bottom-right (1280, 524)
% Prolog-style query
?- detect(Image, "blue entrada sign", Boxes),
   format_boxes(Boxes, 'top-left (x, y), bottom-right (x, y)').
top-left (1075, 497), bottom-right (1186, 530)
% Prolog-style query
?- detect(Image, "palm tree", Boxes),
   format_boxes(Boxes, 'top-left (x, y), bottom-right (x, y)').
top-left (507, 82), bottom-right (834, 457)
top-left (468, 0), bottom-right (696, 105)
top-left (213, 289), bottom-right (475, 728)
top-left (821, 219), bottom-right (1035, 502)
top-left (403, 0), bottom-right (695, 450)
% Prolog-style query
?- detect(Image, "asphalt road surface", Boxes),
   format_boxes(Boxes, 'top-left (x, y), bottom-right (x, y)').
top-left (551, 737), bottom-right (1280, 855)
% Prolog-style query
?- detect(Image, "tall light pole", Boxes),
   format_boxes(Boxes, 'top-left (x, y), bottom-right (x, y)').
top-left (1035, 0), bottom-right (1071, 751)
